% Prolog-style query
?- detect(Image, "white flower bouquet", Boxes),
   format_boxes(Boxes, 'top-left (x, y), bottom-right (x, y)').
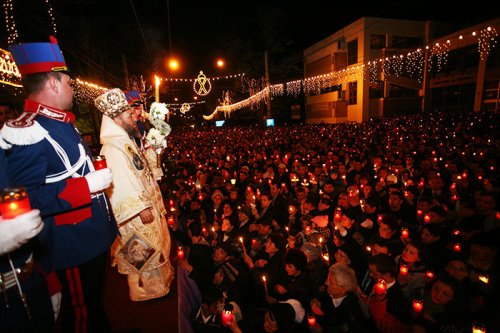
top-left (144, 102), bottom-right (171, 166)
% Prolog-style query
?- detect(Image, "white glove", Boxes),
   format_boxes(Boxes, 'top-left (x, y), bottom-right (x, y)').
top-left (85, 168), bottom-right (113, 193)
top-left (0, 209), bottom-right (43, 255)
top-left (51, 292), bottom-right (62, 321)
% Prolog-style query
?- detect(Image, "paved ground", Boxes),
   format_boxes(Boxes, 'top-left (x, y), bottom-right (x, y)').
top-left (104, 254), bottom-right (178, 333)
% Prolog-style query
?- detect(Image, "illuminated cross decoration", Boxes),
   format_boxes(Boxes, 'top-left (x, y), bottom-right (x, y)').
top-left (193, 71), bottom-right (212, 96)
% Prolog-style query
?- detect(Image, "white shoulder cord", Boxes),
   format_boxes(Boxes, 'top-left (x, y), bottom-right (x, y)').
top-left (44, 134), bottom-right (91, 183)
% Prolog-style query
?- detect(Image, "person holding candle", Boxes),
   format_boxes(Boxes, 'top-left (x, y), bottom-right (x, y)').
top-left (0, 149), bottom-right (59, 332)
top-left (365, 254), bottom-right (412, 331)
top-left (270, 248), bottom-right (311, 309)
top-left (395, 241), bottom-right (427, 301)
top-left (95, 88), bottom-right (174, 301)
top-left (2, 37), bottom-right (117, 332)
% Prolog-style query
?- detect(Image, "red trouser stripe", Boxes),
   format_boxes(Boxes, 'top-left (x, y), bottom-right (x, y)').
top-left (66, 268), bottom-right (88, 333)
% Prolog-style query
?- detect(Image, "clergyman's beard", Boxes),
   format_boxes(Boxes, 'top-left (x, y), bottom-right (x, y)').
top-left (125, 123), bottom-right (141, 139)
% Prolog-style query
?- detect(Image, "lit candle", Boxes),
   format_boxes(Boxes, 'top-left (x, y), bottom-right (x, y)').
top-left (453, 243), bottom-right (462, 253)
top-left (221, 309), bottom-right (234, 327)
top-left (307, 313), bottom-right (316, 327)
top-left (239, 236), bottom-right (247, 256)
top-left (424, 214), bottom-right (431, 223)
top-left (167, 215), bottom-right (175, 226)
top-left (401, 227), bottom-right (409, 240)
top-left (425, 270), bottom-right (435, 280)
top-left (374, 278), bottom-right (387, 295)
top-left (0, 187), bottom-right (31, 220)
top-left (155, 75), bottom-right (160, 102)
top-left (177, 246), bottom-right (185, 260)
top-left (92, 155), bottom-right (107, 170)
top-left (322, 253), bottom-right (329, 263)
top-left (478, 274), bottom-right (489, 284)
top-left (472, 323), bottom-right (487, 333)
top-left (417, 209), bottom-right (423, 217)
top-left (412, 299), bottom-right (423, 314)
top-left (262, 275), bottom-right (268, 295)
top-left (399, 264), bottom-right (409, 277)
top-left (335, 208), bottom-right (342, 221)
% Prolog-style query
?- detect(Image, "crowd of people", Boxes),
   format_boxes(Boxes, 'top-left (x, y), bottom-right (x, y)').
top-left (164, 110), bottom-right (499, 332)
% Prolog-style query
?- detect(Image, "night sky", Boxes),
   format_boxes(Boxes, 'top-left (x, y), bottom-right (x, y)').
top-left (1, 0), bottom-right (494, 86)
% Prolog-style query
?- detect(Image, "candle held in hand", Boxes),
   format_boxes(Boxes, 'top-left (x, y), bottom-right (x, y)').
top-left (92, 155), bottom-right (107, 170)
top-left (0, 187), bottom-right (31, 220)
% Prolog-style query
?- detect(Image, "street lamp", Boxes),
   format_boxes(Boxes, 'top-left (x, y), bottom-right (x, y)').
top-left (216, 58), bottom-right (225, 68)
top-left (167, 57), bottom-right (180, 72)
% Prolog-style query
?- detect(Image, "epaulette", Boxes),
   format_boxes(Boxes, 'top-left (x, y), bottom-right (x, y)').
top-left (0, 112), bottom-right (48, 146)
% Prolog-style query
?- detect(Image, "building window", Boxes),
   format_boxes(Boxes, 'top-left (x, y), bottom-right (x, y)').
top-left (370, 34), bottom-right (386, 49)
top-left (369, 81), bottom-right (384, 98)
top-left (348, 81), bottom-right (357, 105)
top-left (391, 36), bottom-right (422, 49)
top-left (347, 39), bottom-right (358, 65)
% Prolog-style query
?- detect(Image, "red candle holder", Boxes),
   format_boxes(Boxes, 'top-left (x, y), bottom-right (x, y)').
top-left (401, 227), bottom-right (409, 239)
top-left (177, 246), bottom-right (185, 260)
top-left (307, 313), bottom-right (316, 327)
top-left (92, 155), bottom-right (107, 170)
top-left (453, 243), bottom-right (462, 253)
top-left (412, 299), bottom-right (423, 314)
top-left (221, 310), bottom-right (234, 326)
top-left (0, 187), bottom-right (31, 220)
top-left (399, 264), bottom-right (409, 277)
top-left (425, 270), bottom-right (435, 280)
top-left (167, 215), bottom-right (175, 226)
top-left (374, 278), bottom-right (387, 296)
top-left (423, 214), bottom-right (431, 223)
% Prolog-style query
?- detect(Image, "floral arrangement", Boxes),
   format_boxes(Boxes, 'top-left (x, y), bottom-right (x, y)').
top-left (144, 102), bottom-right (171, 168)
top-left (144, 102), bottom-right (171, 154)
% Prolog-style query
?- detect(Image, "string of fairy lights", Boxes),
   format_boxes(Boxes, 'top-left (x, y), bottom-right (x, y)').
top-left (0, 3), bottom-right (498, 120)
top-left (3, 0), bottom-right (18, 45)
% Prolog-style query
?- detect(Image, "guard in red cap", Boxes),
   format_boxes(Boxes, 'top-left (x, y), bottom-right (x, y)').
top-left (1, 37), bottom-right (118, 332)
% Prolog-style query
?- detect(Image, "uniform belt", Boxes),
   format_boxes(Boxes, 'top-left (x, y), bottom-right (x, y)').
top-left (0, 255), bottom-right (34, 291)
